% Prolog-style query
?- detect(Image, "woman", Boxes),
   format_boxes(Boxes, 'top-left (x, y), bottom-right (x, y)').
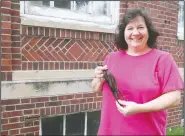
top-left (91, 8), bottom-right (184, 135)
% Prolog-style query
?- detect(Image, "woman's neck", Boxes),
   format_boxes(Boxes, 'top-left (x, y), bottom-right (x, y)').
top-left (126, 46), bottom-right (152, 56)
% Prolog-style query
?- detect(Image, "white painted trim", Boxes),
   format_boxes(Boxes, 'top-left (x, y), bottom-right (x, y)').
top-left (39, 118), bottom-right (42, 135)
top-left (84, 112), bottom-right (87, 136)
top-left (11, 70), bottom-right (94, 82)
top-left (63, 115), bottom-right (66, 135)
top-left (21, 14), bottom-right (117, 33)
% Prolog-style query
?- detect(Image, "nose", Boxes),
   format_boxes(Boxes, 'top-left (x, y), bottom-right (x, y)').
top-left (132, 28), bottom-right (140, 35)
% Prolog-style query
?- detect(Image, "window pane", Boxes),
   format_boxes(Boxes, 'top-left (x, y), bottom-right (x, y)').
top-left (75, 1), bottom-right (88, 13)
top-left (93, 1), bottom-right (107, 15)
top-left (66, 112), bottom-right (85, 135)
top-left (178, 1), bottom-right (184, 39)
top-left (42, 1), bottom-right (50, 6)
top-left (87, 111), bottom-right (101, 135)
top-left (42, 116), bottom-right (63, 135)
top-left (54, 1), bottom-right (71, 9)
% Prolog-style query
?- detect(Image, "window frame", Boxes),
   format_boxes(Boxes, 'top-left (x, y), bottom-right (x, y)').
top-left (177, 1), bottom-right (184, 40)
top-left (20, 1), bottom-right (120, 33)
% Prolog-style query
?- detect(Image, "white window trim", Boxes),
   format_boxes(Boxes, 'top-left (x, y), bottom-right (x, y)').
top-left (20, 1), bottom-right (120, 33)
top-left (177, 1), bottom-right (184, 40)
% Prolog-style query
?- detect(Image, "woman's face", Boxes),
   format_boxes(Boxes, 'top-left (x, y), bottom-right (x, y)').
top-left (124, 16), bottom-right (149, 49)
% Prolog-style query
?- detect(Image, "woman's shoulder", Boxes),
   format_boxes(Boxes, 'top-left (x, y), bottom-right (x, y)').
top-left (105, 51), bottom-right (121, 58)
top-left (152, 49), bottom-right (171, 59)
top-left (153, 49), bottom-right (170, 55)
top-left (153, 49), bottom-right (176, 65)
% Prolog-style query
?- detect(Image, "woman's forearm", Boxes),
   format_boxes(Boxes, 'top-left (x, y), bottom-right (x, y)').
top-left (91, 78), bottom-right (105, 92)
top-left (139, 91), bottom-right (181, 113)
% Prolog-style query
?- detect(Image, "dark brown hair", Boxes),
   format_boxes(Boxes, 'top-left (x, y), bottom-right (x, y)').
top-left (115, 8), bottom-right (159, 50)
top-left (103, 70), bottom-right (124, 107)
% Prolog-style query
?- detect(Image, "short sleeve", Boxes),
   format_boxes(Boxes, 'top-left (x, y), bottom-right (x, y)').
top-left (157, 53), bottom-right (184, 94)
top-left (103, 53), bottom-right (112, 66)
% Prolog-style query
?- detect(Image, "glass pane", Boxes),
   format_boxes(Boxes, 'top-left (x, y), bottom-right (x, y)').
top-left (87, 111), bottom-right (101, 135)
top-left (178, 1), bottom-right (184, 38)
top-left (54, 1), bottom-right (71, 9)
top-left (66, 112), bottom-right (85, 135)
top-left (42, 116), bottom-right (63, 135)
top-left (42, 1), bottom-right (50, 6)
top-left (75, 1), bottom-right (88, 13)
top-left (93, 1), bottom-right (107, 15)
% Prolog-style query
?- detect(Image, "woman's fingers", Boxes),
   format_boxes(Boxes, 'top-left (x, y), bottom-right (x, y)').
top-left (94, 65), bottom-right (108, 78)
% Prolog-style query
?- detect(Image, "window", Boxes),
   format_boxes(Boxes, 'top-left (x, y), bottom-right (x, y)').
top-left (42, 116), bottom-right (63, 135)
top-left (41, 111), bottom-right (101, 135)
top-left (177, 1), bottom-right (184, 40)
top-left (20, 1), bottom-right (120, 33)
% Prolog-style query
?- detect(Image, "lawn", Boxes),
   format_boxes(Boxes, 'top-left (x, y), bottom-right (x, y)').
top-left (166, 127), bottom-right (184, 136)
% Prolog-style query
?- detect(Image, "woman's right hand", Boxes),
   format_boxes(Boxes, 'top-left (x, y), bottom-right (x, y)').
top-left (94, 65), bottom-right (108, 79)
top-left (91, 65), bottom-right (108, 92)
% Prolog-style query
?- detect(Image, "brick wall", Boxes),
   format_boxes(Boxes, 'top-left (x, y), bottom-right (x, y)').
top-left (20, 26), bottom-right (116, 71)
top-left (1, 92), bottom-right (102, 135)
top-left (1, 1), bottom-right (184, 135)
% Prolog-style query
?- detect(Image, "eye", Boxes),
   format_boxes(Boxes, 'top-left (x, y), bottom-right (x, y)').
top-left (127, 27), bottom-right (133, 30)
top-left (138, 26), bottom-right (144, 29)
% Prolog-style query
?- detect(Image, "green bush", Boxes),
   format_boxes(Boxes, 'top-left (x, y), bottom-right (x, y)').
top-left (167, 127), bottom-right (184, 136)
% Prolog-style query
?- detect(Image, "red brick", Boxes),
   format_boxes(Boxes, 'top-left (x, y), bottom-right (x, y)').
top-left (9, 117), bottom-right (20, 123)
top-left (9, 129), bottom-right (20, 135)
top-left (40, 108), bottom-right (46, 116)
top-left (36, 103), bottom-right (44, 108)
top-left (94, 97), bottom-right (102, 102)
top-left (87, 98), bottom-right (94, 102)
top-left (1, 41), bottom-right (12, 47)
top-left (21, 98), bottom-right (30, 103)
top-left (56, 106), bottom-right (61, 114)
top-left (24, 109), bottom-right (33, 115)
top-left (1, 15), bottom-right (11, 22)
top-left (1, 35), bottom-right (11, 41)
top-left (6, 105), bottom-right (15, 111)
top-left (2, 59), bottom-right (12, 65)
top-left (1, 99), bottom-right (20, 105)
top-left (2, 1), bottom-right (11, 8)
top-left (20, 126), bottom-right (39, 133)
top-left (12, 23), bottom-right (20, 29)
top-left (45, 101), bottom-right (61, 107)
top-left (51, 107), bottom-right (55, 114)
top-left (46, 107), bottom-right (50, 115)
top-left (2, 47), bottom-right (11, 54)
top-left (1, 131), bottom-right (8, 136)
top-left (79, 99), bottom-right (86, 103)
top-left (70, 99), bottom-right (80, 104)
top-left (2, 29), bottom-right (11, 35)
top-left (63, 94), bottom-right (74, 99)
top-left (1, 22), bottom-right (11, 29)
top-left (2, 122), bottom-right (23, 130)
top-left (34, 109), bottom-right (40, 114)
top-left (16, 104), bottom-right (35, 110)
top-left (62, 100), bottom-right (70, 105)
top-left (1, 119), bottom-right (8, 124)
top-left (31, 97), bottom-right (49, 103)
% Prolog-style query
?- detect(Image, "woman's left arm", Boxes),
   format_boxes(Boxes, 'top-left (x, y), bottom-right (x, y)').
top-left (116, 90), bottom-right (182, 115)
top-left (139, 90), bottom-right (181, 112)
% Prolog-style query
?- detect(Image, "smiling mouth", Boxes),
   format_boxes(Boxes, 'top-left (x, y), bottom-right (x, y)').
top-left (131, 38), bottom-right (142, 41)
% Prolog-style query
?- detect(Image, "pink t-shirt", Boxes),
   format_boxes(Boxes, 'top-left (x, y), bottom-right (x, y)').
top-left (98, 49), bottom-right (184, 135)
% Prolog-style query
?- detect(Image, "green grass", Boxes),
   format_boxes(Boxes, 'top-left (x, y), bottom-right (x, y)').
top-left (167, 127), bottom-right (184, 136)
